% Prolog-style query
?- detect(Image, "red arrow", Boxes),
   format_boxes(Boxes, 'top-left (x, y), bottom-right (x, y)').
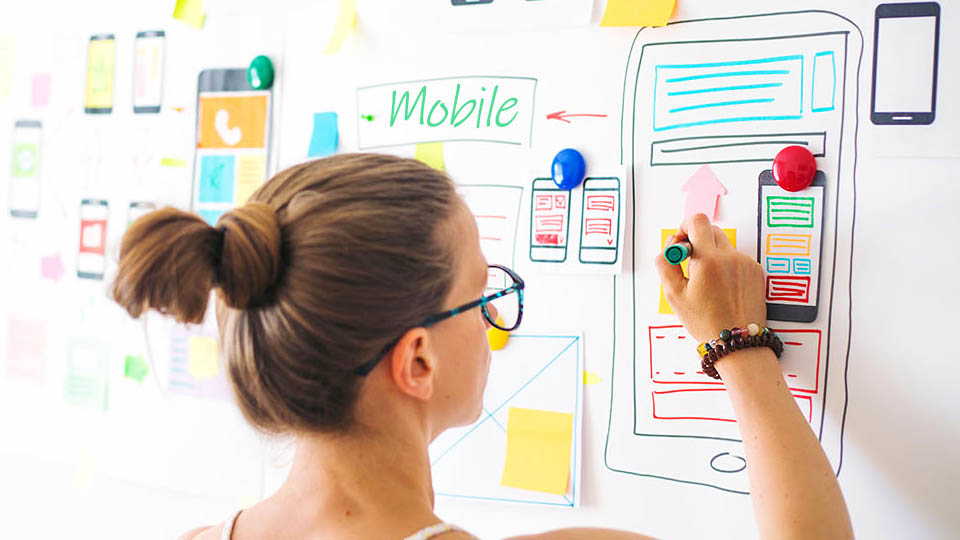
top-left (682, 165), bottom-right (727, 221)
top-left (546, 110), bottom-right (608, 123)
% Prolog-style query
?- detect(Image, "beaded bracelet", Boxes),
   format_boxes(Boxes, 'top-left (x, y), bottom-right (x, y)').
top-left (696, 323), bottom-right (784, 380)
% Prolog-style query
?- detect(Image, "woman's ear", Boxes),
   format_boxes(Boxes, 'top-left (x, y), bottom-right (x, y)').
top-left (387, 328), bottom-right (436, 401)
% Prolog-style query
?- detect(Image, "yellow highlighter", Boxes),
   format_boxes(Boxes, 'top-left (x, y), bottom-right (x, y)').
top-left (487, 317), bottom-right (510, 351)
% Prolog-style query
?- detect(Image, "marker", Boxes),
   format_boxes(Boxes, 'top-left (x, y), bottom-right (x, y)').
top-left (663, 241), bottom-right (692, 265)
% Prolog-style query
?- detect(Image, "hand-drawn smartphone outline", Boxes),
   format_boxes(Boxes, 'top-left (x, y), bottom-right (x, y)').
top-left (450, 0), bottom-right (494, 5)
top-left (191, 68), bottom-right (273, 215)
top-left (578, 177), bottom-right (620, 265)
top-left (127, 201), bottom-right (156, 228)
top-left (78, 198), bottom-right (109, 280)
top-left (133, 30), bottom-right (165, 114)
top-left (757, 169), bottom-right (826, 323)
top-left (9, 119), bottom-right (42, 219)
top-left (870, 2), bottom-right (940, 125)
top-left (84, 33), bottom-right (115, 114)
top-left (529, 178), bottom-right (570, 263)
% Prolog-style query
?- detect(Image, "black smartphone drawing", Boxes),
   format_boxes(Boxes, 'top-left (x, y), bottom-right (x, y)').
top-left (757, 170), bottom-right (826, 323)
top-left (451, 0), bottom-right (494, 5)
top-left (133, 30), bottom-right (165, 114)
top-left (871, 2), bottom-right (940, 125)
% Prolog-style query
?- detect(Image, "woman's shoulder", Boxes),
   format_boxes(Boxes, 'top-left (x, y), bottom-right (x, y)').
top-left (505, 528), bottom-right (655, 540)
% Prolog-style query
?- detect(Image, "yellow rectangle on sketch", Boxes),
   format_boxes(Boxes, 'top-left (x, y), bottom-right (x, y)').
top-left (188, 336), bottom-right (219, 379)
top-left (659, 228), bottom-right (737, 315)
top-left (500, 407), bottom-right (573, 495)
top-left (235, 154), bottom-right (265, 205)
top-left (765, 233), bottom-right (811, 256)
top-left (85, 38), bottom-right (115, 110)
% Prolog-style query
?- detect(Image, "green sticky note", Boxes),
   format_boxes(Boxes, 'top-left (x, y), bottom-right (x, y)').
top-left (124, 355), bottom-right (149, 383)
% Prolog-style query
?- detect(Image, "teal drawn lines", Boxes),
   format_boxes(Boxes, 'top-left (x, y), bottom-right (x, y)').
top-left (812, 51), bottom-right (837, 112)
top-left (766, 196), bottom-right (815, 228)
top-left (668, 98), bottom-right (775, 113)
top-left (664, 70), bottom-right (789, 83)
top-left (667, 82), bottom-right (783, 96)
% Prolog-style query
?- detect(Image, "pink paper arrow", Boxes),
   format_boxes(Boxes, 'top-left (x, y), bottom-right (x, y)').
top-left (682, 165), bottom-right (727, 221)
top-left (40, 253), bottom-right (65, 282)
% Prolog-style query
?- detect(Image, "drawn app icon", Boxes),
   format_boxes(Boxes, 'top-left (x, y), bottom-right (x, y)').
top-left (197, 94), bottom-right (267, 149)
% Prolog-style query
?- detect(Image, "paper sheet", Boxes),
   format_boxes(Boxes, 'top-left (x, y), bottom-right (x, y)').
top-left (600, 0), bottom-right (676, 27)
top-left (501, 407), bottom-right (574, 495)
top-left (325, 0), bottom-right (357, 54)
top-left (173, 0), bottom-right (206, 29)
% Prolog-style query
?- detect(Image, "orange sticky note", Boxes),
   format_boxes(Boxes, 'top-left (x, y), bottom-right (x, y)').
top-left (600, 0), bottom-right (676, 28)
top-left (659, 228), bottom-right (736, 314)
top-left (501, 407), bottom-right (574, 495)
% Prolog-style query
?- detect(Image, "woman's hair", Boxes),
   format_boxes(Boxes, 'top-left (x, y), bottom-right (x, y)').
top-left (112, 153), bottom-right (459, 433)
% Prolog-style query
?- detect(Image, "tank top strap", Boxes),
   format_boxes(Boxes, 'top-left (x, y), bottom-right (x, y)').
top-left (403, 522), bottom-right (475, 540)
top-left (220, 510), bottom-right (242, 540)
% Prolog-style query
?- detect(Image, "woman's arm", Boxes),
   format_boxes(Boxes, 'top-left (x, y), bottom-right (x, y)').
top-left (655, 214), bottom-right (852, 539)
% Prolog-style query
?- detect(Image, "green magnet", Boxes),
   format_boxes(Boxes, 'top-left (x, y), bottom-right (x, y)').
top-left (247, 55), bottom-right (275, 90)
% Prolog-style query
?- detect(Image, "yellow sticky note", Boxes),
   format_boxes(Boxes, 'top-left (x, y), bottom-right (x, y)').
top-left (415, 142), bottom-right (444, 171)
top-left (583, 371), bottom-right (601, 385)
top-left (235, 154), bottom-right (265, 205)
top-left (600, 0), bottom-right (676, 28)
top-left (188, 336), bottom-right (219, 379)
top-left (173, 0), bottom-right (206, 30)
top-left (659, 228), bottom-right (736, 314)
top-left (324, 0), bottom-right (357, 55)
top-left (501, 407), bottom-right (574, 495)
top-left (160, 157), bottom-right (188, 168)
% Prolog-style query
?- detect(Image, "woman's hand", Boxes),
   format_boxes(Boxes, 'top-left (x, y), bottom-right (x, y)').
top-left (654, 213), bottom-right (767, 343)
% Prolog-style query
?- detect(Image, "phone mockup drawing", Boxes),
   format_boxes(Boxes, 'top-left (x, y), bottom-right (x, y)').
top-left (85, 33), bottom-right (115, 114)
top-left (192, 68), bottom-right (272, 226)
top-left (757, 170), bottom-right (826, 323)
top-left (578, 177), bottom-right (620, 265)
top-left (10, 120), bottom-right (42, 218)
top-left (78, 199), bottom-right (109, 280)
top-left (871, 2), bottom-right (940, 125)
top-left (529, 178), bottom-right (571, 263)
top-left (133, 30), bottom-right (165, 114)
top-left (127, 201), bottom-right (156, 228)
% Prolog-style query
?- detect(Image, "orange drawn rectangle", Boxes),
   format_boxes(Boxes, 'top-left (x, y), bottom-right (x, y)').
top-left (197, 94), bottom-right (268, 149)
top-left (765, 233), bottom-right (812, 256)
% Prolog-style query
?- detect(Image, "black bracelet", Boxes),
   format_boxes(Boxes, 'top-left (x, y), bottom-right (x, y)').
top-left (697, 324), bottom-right (784, 380)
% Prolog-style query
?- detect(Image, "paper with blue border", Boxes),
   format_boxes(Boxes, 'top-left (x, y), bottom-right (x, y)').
top-left (429, 333), bottom-right (583, 507)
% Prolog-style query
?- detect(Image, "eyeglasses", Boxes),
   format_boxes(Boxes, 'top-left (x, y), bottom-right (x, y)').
top-left (354, 264), bottom-right (525, 376)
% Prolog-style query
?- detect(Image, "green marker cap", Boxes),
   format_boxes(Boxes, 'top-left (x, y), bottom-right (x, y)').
top-left (664, 243), bottom-right (690, 265)
top-left (247, 55), bottom-right (274, 90)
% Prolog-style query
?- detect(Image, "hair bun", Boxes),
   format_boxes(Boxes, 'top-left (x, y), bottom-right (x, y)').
top-left (216, 202), bottom-right (283, 309)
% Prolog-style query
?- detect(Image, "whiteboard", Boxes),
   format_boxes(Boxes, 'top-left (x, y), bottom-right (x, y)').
top-left (1, 1), bottom-right (959, 539)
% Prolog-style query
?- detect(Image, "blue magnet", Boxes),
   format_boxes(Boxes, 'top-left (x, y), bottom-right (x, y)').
top-left (551, 148), bottom-right (586, 190)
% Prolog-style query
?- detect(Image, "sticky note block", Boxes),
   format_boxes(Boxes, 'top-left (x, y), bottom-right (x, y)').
top-left (235, 154), bottom-right (265, 204)
top-left (415, 142), bottom-right (444, 171)
top-left (124, 355), bottom-right (149, 383)
top-left (40, 253), bottom-right (65, 282)
top-left (308, 112), bottom-right (339, 158)
top-left (659, 228), bottom-right (736, 314)
top-left (160, 157), bottom-right (188, 168)
top-left (501, 407), bottom-right (574, 495)
top-left (583, 371), bottom-right (601, 385)
top-left (325, 0), bottom-right (357, 54)
top-left (188, 336), bottom-right (219, 379)
top-left (173, 0), bottom-right (206, 29)
top-left (198, 155), bottom-right (235, 203)
top-left (600, 0), bottom-right (676, 27)
top-left (32, 73), bottom-right (51, 107)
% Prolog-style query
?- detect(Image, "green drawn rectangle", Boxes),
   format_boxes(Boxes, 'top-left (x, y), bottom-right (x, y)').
top-left (766, 196), bottom-right (814, 228)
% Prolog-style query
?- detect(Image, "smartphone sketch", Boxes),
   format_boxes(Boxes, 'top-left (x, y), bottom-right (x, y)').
top-left (85, 33), bottom-right (115, 114)
top-left (133, 30), bottom-right (165, 114)
top-left (578, 177), bottom-right (620, 265)
top-left (757, 170), bottom-right (826, 323)
top-left (127, 201), bottom-right (156, 228)
top-left (9, 120), bottom-right (42, 218)
top-left (451, 0), bottom-right (494, 4)
top-left (529, 178), bottom-right (571, 263)
top-left (78, 199), bottom-right (109, 280)
top-left (871, 2), bottom-right (940, 125)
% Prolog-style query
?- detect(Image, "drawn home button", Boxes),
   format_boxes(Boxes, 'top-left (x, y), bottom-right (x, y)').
top-left (710, 452), bottom-right (747, 474)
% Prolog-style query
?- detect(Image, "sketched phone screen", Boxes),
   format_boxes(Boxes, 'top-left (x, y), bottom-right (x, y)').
top-left (874, 16), bottom-right (937, 113)
top-left (134, 36), bottom-right (164, 108)
top-left (194, 92), bottom-right (270, 225)
top-left (759, 183), bottom-right (823, 308)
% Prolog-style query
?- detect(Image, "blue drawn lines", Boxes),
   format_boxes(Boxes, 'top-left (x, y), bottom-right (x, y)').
top-left (653, 54), bottom-right (804, 132)
top-left (811, 51), bottom-right (837, 112)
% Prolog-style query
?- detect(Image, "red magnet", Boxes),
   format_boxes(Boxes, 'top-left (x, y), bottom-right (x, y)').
top-left (772, 145), bottom-right (817, 192)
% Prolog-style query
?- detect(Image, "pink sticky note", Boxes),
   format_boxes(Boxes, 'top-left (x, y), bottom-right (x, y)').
top-left (681, 165), bottom-right (727, 221)
top-left (40, 253), bottom-right (65, 282)
top-left (32, 74), bottom-right (51, 107)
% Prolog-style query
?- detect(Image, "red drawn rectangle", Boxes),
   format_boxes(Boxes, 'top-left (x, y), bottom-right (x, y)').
top-left (652, 388), bottom-right (813, 424)
top-left (535, 233), bottom-right (560, 245)
top-left (584, 218), bottom-right (612, 236)
top-left (534, 194), bottom-right (553, 211)
top-left (586, 194), bottom-right (616, 212)
top-left (534, 214), bottom-right (564, 233)
top-left (766, 275), bottom-right (811, 302)
top-left (554, 194), bottom-right (567, 209)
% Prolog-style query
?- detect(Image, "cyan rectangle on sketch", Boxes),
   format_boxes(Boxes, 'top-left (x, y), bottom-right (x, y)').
top-left (649, 132), bottom-right (825, 166)
top-left (198, 155), bottom-right (235, 203)
top-left (766, 257), bottom-right (791, 274)
top-left (356, 76), bottom-right (537, 148)
top-left (792, 258), bottom-right (812, 275)
top-left (811, 51), bottom-right (836, 112)
top-left (653, 55), bottom-right (803, 131)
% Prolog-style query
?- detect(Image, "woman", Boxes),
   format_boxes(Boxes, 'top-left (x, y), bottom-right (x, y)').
top-left (112, 154), bottom-right (852, 539)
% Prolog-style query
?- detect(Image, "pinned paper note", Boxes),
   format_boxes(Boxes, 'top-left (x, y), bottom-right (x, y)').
top-left (173, 0), bottom-right (206, 29)
top-left (325, 0), bottom-right (357, 54)
top-left (40, 253), bottom-right (65, 282)
top-left (32, 73), bottom-right (51, 107)
top-left (682, 165), bottom-right (726, 221)
top-left (659, 228), bottom-right (737, 314)
top-left (308, 112), bottom-right (339, 157)
top-left (188, 336), bottom-right (219, 379)
top-left (583, 371), bottom-right (601, 385)
top-left (5, 319), bottom-right (45, 382)
top-left (501, 407), bottom-right (574, 495)
top-left (600, 0), bottom-right (676, 27)
top-left (124, 355), bottom-right (149, 383)
top-left (415, 142), bottom-right (444, 171)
